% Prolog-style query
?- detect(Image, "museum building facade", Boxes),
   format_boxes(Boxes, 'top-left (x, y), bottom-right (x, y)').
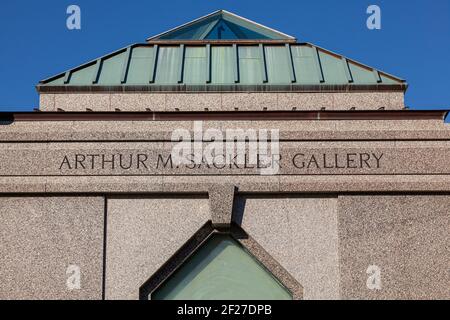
top-left (0, 10), bottom-right (449, 300)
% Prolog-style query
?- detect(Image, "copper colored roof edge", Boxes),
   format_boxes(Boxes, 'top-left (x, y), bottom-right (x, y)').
top-left (36, 84), bottom-right (408, 93)
top-left (0, 110), bottom-right (448, 122)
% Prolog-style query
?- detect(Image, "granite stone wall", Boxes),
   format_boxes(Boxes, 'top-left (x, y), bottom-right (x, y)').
top-left (0, 197), bottom-right (104, 300)
top-left (338, 195), bottom-right (450, 300)
top-left (237, 195), bottom-right (340, 300)
top-left (0, 193), bottom-right (448, 299)
top-left (0, 115), bottom-right (448, 300)
top-left (39, 92), bottom-right (405, 112)
top-left (105, 196), bottom-right (211, 300)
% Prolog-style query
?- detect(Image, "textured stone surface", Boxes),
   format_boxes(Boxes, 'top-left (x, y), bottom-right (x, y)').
top-left (338, 195), bottom-right (450, 300)
top-left (221, 93), bottom-right (278, 111)
top-left (389, 92), bottom-right (406, 109)
top-left (0, 197), bottom-right (104, 300)
top-left (54, 93), bottom-right (111, 111)
top-left (1, 141), bottom-right (449, 176)
top-left (238, 196), bottom-right (340, 300)
top-left (1, 119), bottom-right (448, 142)
top-left (162, 175), bottom-right (280, 193)
top-left (166, 93), bottom-right (222, 111)
top-left (279, 174), bottom-right (450, 193)
top-left (0, 143), bottom-right (49, 176)
top-left (332, 92), bottom-right (404, 110)
top-left (110, 93), bottom-right (166, 111)
top-left (39, 94), bottom-right (55, 111)
top-left (0, 177), bottom-right (46, 193)
top-left (208, 184), bottom-right (236, 228)
top-left (278, 93), bottom-right (334, 110)
top-left (67, 121), bottom-right (193, 141)
top-left (2, 175), bottom-right (450, 194)
top-left (105, 197), bottom-right (210, 300)
top-left (44, 176), bottom-right (163, 193)
top-left (39, 91), bottom-right (407, 111)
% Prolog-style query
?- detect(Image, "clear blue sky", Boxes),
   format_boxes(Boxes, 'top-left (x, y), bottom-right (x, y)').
top-left (0, 0), bottom-right (448, 120)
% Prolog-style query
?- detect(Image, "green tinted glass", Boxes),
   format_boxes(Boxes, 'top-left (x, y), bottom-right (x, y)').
top-left (152, 235), bottom-right (292, 300)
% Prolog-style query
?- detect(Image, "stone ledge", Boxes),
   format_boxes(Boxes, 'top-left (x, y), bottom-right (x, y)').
top-left (0, 175), bottom-right (449, 194)
top-left (1, 119), bottom-right (448, 142)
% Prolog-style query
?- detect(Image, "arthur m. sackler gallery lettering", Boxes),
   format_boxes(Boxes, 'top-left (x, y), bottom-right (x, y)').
top-left (58, 152), bottom-right (384, 172)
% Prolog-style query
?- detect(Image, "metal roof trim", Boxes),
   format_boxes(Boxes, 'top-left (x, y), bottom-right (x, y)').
top-left (39, 43), bottom-right (142, 84)
top-left (220, 9), bottom-right (296, 40)
top-left (146, 10), bottom-right (223, 41)
top-left (146, 9), bottom-right (296, 41)
top-left (307, 42), bottom-right (407, 84)
top-left (146, 39), bottom-right (297, 44)
top-left (36, 83), bottom-right (408, 93)
top-left (1, 110), bottom-right (447, 122)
